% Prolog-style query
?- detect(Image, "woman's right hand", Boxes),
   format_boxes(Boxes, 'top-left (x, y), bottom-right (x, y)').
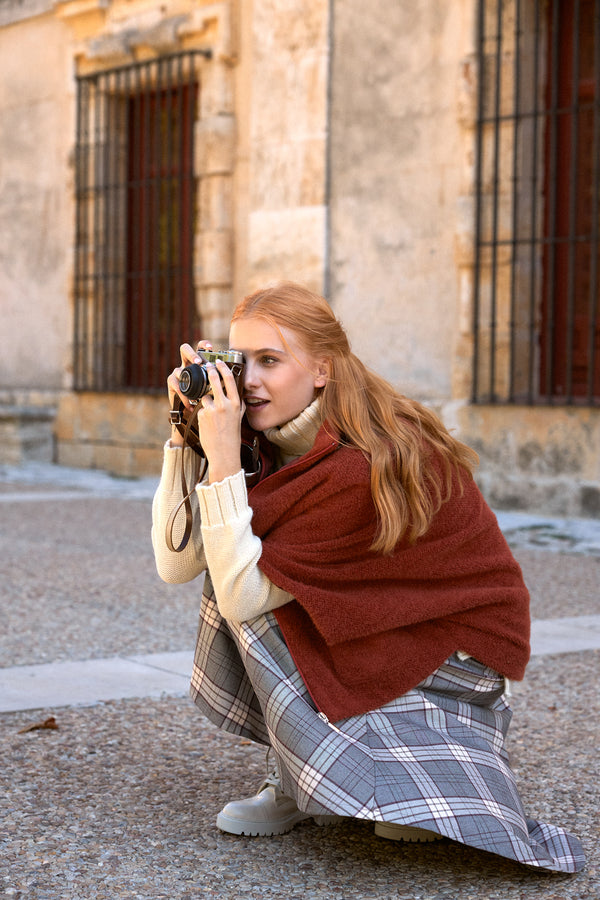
top-left (167, 340), bottom-right (213, 411)
top-left (166, 340), bottom-right (213, 445)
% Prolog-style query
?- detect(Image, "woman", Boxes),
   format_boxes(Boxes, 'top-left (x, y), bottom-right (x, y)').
top-left (151, 281), bottom-right (584, 873)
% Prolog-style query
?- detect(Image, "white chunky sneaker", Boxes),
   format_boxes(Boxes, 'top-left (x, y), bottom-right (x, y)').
top-left (216, 773), bottom-right (341, 836)
top-left (374, 822), bottom-right (443, 843)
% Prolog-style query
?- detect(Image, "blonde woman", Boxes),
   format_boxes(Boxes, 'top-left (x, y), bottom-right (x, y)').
top-left (151, 282), bottom-right (584, 873)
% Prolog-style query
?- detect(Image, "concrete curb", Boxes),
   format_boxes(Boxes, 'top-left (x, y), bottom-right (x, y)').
top-left (2, 617), bottom-right (600, 714)
top-left (0, 651), bottom-right (192, 713)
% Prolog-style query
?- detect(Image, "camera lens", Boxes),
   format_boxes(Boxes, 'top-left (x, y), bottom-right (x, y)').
top-left (179, 364), bottom-right (210, 400)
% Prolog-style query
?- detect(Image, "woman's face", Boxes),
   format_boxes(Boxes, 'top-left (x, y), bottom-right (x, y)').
top-left (229, 316), bottom-right (327, 431)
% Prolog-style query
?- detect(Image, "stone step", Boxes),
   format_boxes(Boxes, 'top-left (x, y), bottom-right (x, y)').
top-left (0, 405), bottom-right (56, 464)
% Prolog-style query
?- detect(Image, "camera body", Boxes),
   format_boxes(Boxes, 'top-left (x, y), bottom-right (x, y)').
top-left (179, 349), bottom-right (244, 401)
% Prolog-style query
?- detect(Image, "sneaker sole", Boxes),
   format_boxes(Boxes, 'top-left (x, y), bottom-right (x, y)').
top-left (216, 811), bottom-right (342, 837)
top-left (374, 822), bottom-right (443, 843)
top-left (216, 810), bottom-right (311, 836)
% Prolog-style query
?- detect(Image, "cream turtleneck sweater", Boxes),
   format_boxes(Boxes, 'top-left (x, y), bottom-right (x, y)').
top-left (151, 400), bottom-right (322, 621)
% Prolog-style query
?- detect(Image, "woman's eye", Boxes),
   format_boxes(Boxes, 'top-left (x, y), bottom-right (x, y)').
top-left (261, 356), bottom-right (278, 365)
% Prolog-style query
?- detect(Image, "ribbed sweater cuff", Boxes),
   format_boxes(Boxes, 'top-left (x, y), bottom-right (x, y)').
top-left (160, 442), bottom-right (202, 493)
top-left (196, 470), bottom-right (249, 526)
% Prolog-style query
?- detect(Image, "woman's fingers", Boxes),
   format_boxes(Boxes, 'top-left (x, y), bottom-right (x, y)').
top-left (166, 341), bottom-right (212, 409)
top-left (207, 360), bottom-right (242, 405)
top-left (167, 369), bottom-right (190, 410)
top-left (166, 343), bottom-right (243, 420)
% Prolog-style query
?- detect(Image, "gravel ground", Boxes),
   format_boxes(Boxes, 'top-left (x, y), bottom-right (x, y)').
top-left (0, 497), bottom-right (196, 667)
top-left (512, 548), bottom-right (600, 620)
top-left (1, 651), bottom-right (598, 900)
top-left (1, 464), bottom-right (598, 898)
top-left (2, 493), bottom-right (599, 667)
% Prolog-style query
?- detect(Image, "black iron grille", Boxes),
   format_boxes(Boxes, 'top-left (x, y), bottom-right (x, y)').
top-left (73, 52), bottom-right (206, 392)
top-left (473, 0), bottom-right (600, 405)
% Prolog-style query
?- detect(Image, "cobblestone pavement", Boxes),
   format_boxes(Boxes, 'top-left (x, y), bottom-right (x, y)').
top-left (1, 462), bottom-right (598, 900)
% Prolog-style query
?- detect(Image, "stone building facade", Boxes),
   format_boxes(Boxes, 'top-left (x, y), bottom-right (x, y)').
top-left (1, 0), bottom-right (599, 517)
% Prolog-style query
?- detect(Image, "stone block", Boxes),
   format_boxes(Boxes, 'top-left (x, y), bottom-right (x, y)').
top-left (247, 206), bottom-right (326, 290)
top-left (131, 445), bottom-right (163, 478)
top-left (196, 286), bottom-right (232, 342)
top-left (92, 442), bottom-right (132, 477)
top-left (199, 174), bottom-right (233, 230)
top-left (250, 137), bottom-right (326, 209)
top-left (0, 406), bottom-right (56, 464)
top-left (195, 229), bottom-right (233, 286)
top-left (56, 440), bottom-right (96, 470)
top-left (199, 60), bottom-right (234, 117)
top-left (195, 115), bottom-right (236, 176)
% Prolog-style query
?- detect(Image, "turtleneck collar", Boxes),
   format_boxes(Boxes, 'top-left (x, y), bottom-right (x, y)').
top-left (262, 397), bottom-right (323, 465)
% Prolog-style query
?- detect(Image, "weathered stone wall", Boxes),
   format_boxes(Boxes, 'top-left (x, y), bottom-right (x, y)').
top-left (234, 0), bottom-right (330, 298)
top-left (0, 6), bottom-right (73, 397)
top-left (328, 1), bottom-right (475, 402)
top-left (55, 392), bottom-right (167, 476)
top-left (457, 404), bottom-right (600, 517)
top-left (0, 0), bottom-right (240, 470)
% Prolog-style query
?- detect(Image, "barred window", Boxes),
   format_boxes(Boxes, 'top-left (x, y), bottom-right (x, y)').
top-left (473, 0), bottom-right (600, 405)
top-left (73, 52), bottom-right (205, 392)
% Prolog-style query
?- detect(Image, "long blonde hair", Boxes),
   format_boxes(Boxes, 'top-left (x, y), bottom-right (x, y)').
top-left (232, 281), bottom-right (478, 553)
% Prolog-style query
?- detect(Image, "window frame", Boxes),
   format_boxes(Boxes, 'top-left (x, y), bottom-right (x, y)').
top-left (472, 0), bottom-right (600, 406)
top-left (73, 51), bottom-right (205, 393)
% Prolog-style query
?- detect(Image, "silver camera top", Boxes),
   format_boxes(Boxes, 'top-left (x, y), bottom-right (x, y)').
top-left (198, 349), bottom-right (244, 365)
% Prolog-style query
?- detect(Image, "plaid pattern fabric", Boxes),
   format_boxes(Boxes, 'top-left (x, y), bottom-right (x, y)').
top-left (191, 584), bottom-right (585, 873)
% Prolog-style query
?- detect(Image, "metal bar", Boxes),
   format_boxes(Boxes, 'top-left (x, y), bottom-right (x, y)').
top-left (565, 0), bottom-right (582, 402)
top-left (176, 52), bottom-right (186, 358)
top-left (544, 0), bottom-right (561, 402)
top-left (104, 70), bottom-right (114, 390)
top-left (472, 0), bottom-right (486, 403)
top-left (91, 73), bottom-right (103, 390)
top-left (108, 68), bottom-right (122, 390)
top-left (509, 0), bottom-right (522, 402)
top-left (164, 54), bottom-right (174, 387)
top-left (488, 0), bottom-right (505, 402)
top-left (118, 70), bottom-right (128, 386)
top-left (587, 0), bottom-right (600, 402)
top-left (100, 72), bottom-right (111, 391)
top-left (73, 78), bottom-right (85, 389)
top-left (129, 64), bottom-right (141, 388)
top-left (528, 0), bottom-right (542, 403)
top-left (173, 52), bottom-right (186, 363)
top-left (151, 58), bottom-right (162, 389)
top-left (186, 55), bottom-right (198, 339)
top-left (117, 65), bottom-right (129, 389)
top-left (141, 59), bottom-right (154, 389)
top-left (78, 48), bottom-right (211, 81)
top-left (83, 82), bottom-right (94, 388)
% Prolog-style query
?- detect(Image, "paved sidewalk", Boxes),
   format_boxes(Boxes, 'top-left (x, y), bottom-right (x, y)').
top-left (2, 615), bottom-right (600, 713)
top-left (1, 462), bottom-right (599, 899)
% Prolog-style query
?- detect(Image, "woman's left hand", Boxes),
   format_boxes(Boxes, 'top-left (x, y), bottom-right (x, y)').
top-left (196, 359), bottom-right (246, 484)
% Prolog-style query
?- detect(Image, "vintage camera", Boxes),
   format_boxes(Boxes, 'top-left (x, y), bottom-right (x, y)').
top-left (167, 347), bottom-right (258, 552)
top-left (179, 349), bottom-right (245, 401)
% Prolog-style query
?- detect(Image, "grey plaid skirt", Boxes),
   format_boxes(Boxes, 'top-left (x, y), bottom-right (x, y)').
top-left (190, 589), bottom-right (585, 873)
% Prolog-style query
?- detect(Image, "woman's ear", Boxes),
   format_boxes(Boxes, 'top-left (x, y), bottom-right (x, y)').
top-left (313, 359), bottom-right (329, 389)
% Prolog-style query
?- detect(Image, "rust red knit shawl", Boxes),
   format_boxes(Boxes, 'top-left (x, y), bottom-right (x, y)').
top-left (248, 425), bottom-right (531, 722)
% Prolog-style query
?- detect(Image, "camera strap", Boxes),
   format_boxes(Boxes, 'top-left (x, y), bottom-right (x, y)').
top-left (169, 399), bottom-right (205, 457)
top-left (166, 401), bottom-right (207, 553)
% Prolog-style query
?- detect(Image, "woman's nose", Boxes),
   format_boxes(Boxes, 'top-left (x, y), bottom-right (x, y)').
top-left (243, 361), bottom-right (259, 390)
